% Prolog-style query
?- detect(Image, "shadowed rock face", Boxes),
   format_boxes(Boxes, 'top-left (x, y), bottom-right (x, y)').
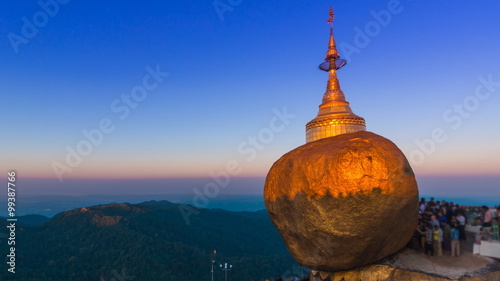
top-left (264, 131), bottom-right (419, 271)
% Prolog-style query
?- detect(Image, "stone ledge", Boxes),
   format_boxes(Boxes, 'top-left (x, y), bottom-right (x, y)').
top-left (311, 263), bottom-right (500, 281)
top-left (310, 247), bottom-right (500, 281)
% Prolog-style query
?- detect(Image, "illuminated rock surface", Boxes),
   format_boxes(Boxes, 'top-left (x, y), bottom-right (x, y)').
top-left (264, 131), bottom-right (419, 271)
top-left (310, 247), bottom-right (500, 281)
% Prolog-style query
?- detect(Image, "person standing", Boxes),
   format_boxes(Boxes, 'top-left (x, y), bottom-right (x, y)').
top-left (447, 205), bottom-right (457, 221)
top-left (419, 225), bottom-right (434, 256)
top-left (426, 225), bottom-right (434, 256)
top-left (482, 206), bottom-right (492, 227)
top-left (457, 213), bottom-right (467, 241)
top-left (441, 221), bottom-right (451, 253)
top-left (433, 225), bottom-right (443, 256)
top-left (450, 224), bottom-right (460, 257)
top-left (430, 215), bottom-right (440, 229)
top-left (438, 211), bottom-right (448, 225)
top-left (419, 198), bottom-right (427, 213)
top-left (493, 219), bottom-right (499, 241)
top-left (418, 219), bottom-right (427, 255)
top-left (450, 215), bottom-right (458, 227)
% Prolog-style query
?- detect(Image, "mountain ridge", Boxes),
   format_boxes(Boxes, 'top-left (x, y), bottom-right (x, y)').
top-left (0, 200), bottom-right (298, 281)
top-left (0, 214), bottom-right (50, 227)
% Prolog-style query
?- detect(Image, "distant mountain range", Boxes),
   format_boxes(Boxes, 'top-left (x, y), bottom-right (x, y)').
top-left (0, 214), bottom-right (50, 227)
top-left (0, 200), bottom-right (301, 281)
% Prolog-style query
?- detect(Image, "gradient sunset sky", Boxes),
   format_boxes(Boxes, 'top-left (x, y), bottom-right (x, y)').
top-left (1, 1), bottom-right (499, 194)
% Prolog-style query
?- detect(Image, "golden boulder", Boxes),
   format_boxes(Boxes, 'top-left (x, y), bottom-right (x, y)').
top-left (264, 131), bottom-right (419, 271)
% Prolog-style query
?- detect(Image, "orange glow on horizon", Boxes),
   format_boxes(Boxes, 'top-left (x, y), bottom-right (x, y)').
top-left (4, 164), bottom-right (500, 180)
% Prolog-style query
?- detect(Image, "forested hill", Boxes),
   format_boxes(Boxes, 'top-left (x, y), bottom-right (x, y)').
top-left (0, 214), bottom-right (49, 226)
top-left (0, 200), bottom-right (298, 281)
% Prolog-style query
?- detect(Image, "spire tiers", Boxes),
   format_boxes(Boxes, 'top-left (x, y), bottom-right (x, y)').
top-left (325, 31), bottom-right (340, 60)
top-left (305, 7), bottom-right (366, 143)
top-left (323, 68), bottom-right (345, 102)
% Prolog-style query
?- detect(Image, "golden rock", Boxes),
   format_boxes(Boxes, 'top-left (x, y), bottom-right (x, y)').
top-left (264, 131), bottom-right (419, 271)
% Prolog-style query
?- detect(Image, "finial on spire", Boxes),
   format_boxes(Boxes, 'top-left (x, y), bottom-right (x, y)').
top-left (320, 7), bottom-right (345, 71)
top-left (327, 7), bottom-right (334, 34)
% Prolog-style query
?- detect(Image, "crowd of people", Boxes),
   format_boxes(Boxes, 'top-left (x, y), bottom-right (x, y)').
top-left (412, 197), bottom-right (499, 258)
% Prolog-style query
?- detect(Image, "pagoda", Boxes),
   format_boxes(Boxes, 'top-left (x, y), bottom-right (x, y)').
top-left (305, 7), bottom-right (366, 143)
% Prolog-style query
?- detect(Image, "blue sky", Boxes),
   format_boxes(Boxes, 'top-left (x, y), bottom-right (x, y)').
top-left (0, 0), bottom-right (499, 194)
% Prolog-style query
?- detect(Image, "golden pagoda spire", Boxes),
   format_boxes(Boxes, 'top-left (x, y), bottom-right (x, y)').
top-left (305, 7), bottom-right (366, 143)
